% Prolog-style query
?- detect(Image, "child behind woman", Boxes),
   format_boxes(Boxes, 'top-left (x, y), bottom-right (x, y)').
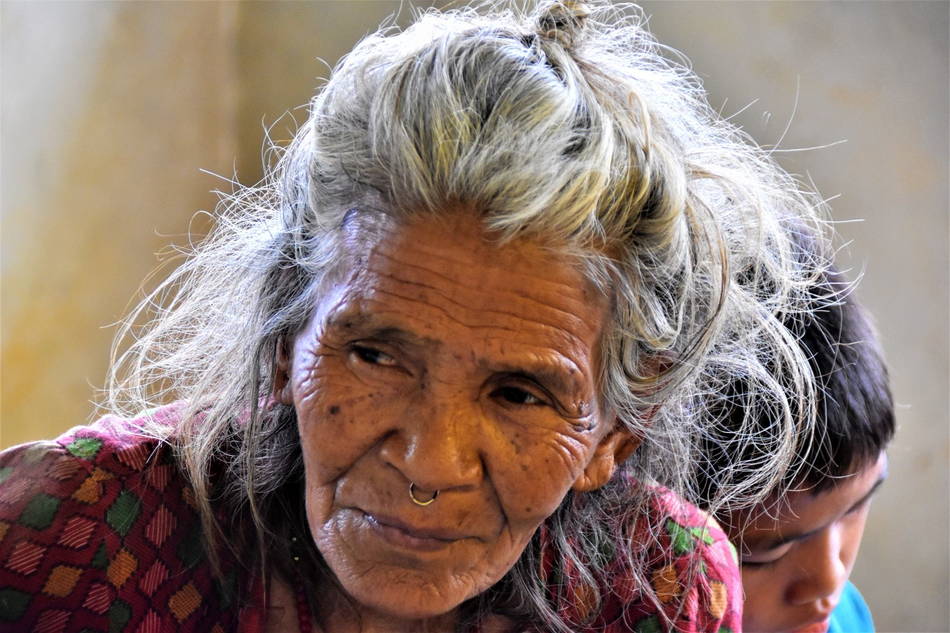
top-left (695, 264), bottom-right (895, 633)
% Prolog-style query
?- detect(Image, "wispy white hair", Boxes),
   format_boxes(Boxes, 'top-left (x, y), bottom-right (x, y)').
top-left (107, 1), bottom-right (829, 630)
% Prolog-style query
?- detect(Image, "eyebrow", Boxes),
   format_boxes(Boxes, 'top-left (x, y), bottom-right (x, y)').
top-left (756, 475), bottom-right (887, 551)
top-left (327, 312), bottom-right (433, 346)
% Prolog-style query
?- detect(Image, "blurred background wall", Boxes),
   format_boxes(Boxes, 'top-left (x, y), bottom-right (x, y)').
top-left (2, 2), bottom-right (946, 631)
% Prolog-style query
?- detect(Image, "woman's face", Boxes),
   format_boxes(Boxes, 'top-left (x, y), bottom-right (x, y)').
top-left (279, 210), bottom-right (632, 624)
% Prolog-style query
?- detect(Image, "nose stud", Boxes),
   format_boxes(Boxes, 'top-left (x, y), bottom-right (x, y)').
top-left (409, 482), bottom-right (438, 506)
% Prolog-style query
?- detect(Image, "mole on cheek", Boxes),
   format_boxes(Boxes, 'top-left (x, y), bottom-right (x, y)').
top-left (328, 405), bottom-right (340, 415)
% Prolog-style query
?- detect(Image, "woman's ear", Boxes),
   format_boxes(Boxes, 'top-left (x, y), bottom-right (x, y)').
top-left (274, 337), bottom-right (294, 405)
top-left (572, 425), bottom-right (643, 492)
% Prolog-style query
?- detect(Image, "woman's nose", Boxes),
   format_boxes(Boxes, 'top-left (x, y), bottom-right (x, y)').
top-left (379, 390), bottom-right (484, 493)
top-left (785, 525), bottom-right (848, 607)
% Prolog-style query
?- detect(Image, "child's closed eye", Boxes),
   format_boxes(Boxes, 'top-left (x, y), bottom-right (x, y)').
top-left (741, 557), bottom-right (779, 569)
top-left (741, 543), bottom-right (792, 568)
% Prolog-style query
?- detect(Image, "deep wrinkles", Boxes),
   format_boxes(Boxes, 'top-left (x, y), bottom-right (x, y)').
top-left (374, 239), bottom-right (595, 303)
top-left (373, 247), bottom-right (595, 323)
top-left (362, 281), bottom-right (588, 345)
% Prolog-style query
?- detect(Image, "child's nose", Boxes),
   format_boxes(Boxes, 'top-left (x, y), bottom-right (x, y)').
top-left (785, 525), bottom-right (848, 607)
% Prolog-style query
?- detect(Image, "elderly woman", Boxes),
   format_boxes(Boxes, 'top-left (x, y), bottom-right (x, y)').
top-left (0, 2), bottom-right (827, 632)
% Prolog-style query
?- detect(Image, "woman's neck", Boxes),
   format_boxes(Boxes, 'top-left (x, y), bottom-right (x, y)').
top-left (267, 573), bottom-right (462, 633)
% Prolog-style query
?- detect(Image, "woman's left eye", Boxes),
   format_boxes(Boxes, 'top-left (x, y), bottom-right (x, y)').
top-left (351, 345), bottom-right (397, 367)
top-left (492, 386), bottom-right (546, 406)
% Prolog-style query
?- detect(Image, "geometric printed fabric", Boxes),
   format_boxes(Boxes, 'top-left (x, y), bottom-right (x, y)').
top-left (0, 408), bottom-right (246, 633)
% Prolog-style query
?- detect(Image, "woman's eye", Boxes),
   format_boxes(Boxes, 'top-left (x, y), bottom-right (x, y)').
top-left (493, 386), bottom-right (545, 406)
top-left (352, 345), bottom-right (397, 367)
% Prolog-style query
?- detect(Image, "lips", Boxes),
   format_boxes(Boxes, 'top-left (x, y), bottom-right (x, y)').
top-left (791, 617), bottom-right (831, 633)
top-left (363, 511), bottom-right (471, 552)
top-left (789, 598), bottom-right (838, 633)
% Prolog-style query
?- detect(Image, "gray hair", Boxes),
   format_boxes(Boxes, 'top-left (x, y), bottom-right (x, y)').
top-left (107, 1), bottom-right (829, 630)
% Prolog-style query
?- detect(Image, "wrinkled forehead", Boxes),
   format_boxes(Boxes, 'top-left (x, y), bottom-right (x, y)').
top-left (338, 205), bottom-right (611, 298)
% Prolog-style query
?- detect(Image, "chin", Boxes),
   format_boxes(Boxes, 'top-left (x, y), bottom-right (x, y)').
top-left (340, 567), bottom-right (473, 621)
top-left (742, 618), bottom-right (791, 633)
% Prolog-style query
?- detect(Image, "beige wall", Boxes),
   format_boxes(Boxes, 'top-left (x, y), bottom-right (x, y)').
top-left (2, 2), bottom-right (239, 446)
top-left (639, 4), bottom-right (949, 630)
top-left (3, 2), bottom-right (947, 631)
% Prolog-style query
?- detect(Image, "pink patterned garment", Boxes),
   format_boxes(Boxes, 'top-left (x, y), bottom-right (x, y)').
top-left (0, 408), bottom-right (741, 632)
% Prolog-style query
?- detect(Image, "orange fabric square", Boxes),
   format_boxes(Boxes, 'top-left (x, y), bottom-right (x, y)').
top-left (651, 563), bottom-right (682, 604)
top-left (708, 580), bottom-right (727, 619)
top-left (71, 468), bottom-right (113, 504)
top-left (106, 548), bottom-right (138, 588)
top-left (168, 582), bottom-right (202, 623)
top-left (43, 565), bottom-right (83, 597)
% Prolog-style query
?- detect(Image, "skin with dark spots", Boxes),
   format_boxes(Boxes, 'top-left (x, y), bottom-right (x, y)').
top-left (274, 209), bottom-right (636, 633)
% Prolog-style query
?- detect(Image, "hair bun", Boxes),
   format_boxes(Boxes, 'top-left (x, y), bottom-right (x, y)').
top-left (536, 1), bottom-right (592, 49)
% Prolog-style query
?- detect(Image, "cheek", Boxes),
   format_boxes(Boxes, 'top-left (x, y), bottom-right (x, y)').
top-left (294, 358), bottom-right (394, 486)
top-left (839, 508), bottom-right (872, 572)
top-left (297, 384), bottom-right (400, 539)
top-left (740, 567), bottom-right (787, 633)
top-left (489, 428), bottom-right (596, 523)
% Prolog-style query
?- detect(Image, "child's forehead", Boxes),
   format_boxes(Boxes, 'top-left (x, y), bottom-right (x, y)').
top-left (729, 451), bottom-right (888, 545)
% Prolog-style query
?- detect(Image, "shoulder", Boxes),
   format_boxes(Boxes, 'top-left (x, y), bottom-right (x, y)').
top-left (828, 582), bottom-right (874, 633)
top-left (0, 406), bottom-right (184, 525)
top-left (596, 484), bottom-right (743, 633)
top-left (655, 488), bottom-right (742, 630)
top-left (0, 410), bottom-right (175, 527)
top-left (0, 405), bottom-right (244, 631)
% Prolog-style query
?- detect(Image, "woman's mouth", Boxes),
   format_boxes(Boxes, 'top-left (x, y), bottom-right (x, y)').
top-left (363, 512), bottom-right (466, 552)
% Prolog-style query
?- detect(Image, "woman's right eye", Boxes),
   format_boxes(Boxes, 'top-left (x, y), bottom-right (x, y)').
top-left (492, 386), bottom-right (546, 406)
top-left (351, 345), bottom-right (397, 367)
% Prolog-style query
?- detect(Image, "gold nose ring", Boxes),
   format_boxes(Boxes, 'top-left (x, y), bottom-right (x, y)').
top-left (409, 482), bottom-right (438, 506)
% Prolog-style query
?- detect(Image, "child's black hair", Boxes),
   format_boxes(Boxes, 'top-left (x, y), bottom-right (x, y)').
top-left (791, 266), bottom-right (894, 490)
top-left (694, 264), bottom-right (895, 507)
